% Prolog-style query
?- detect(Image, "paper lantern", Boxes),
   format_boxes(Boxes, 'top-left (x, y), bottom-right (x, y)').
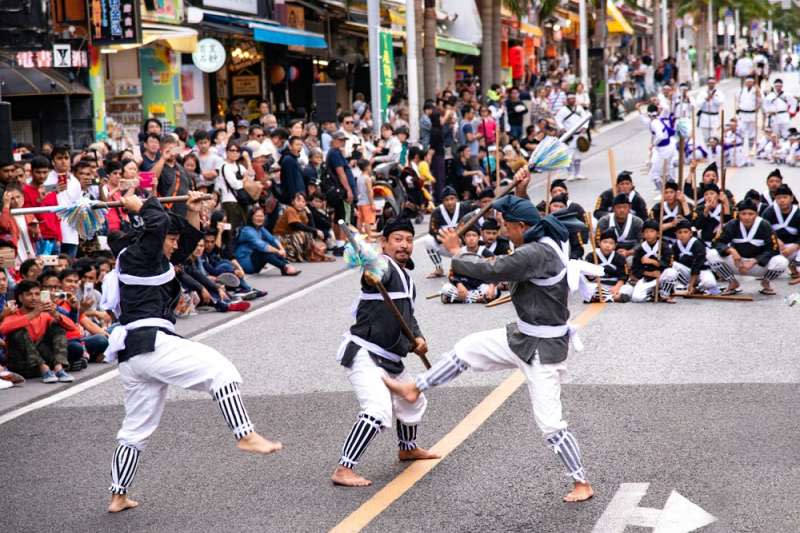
top-left (288, 65), bottom-right (300, 81)
top-left (270, 65), bottom-right (286, 84)
top-left (509, 45), bottom-right (524, 80)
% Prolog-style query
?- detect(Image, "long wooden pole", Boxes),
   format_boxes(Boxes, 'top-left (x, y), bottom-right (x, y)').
top-left (585, 212), bottom-right (598, 264)
top-left (544, 172), bottom-right (552, 214)
top-left (691, 105), bottom-right (698, 205)
top-left (720, 109), bottom-right (727, 193)
top-left (677, 136), bottom-right (685, 192)
top-left (608, 148), bottom-right (617, 196)
top-left (495, 127), bottom-right (501, 190)
top-left (654, 160), bottom-right (669, 303)
top-left (10, 194), bottom-right (213, 215)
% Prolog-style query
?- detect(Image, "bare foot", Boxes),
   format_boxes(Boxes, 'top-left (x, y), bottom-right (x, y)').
top-left (563, 481), bottom-right (594, 502)
top-left (398, 447), bottom-right (441, 462)
top-left (108, 494), bottom-right (139, 513)
top-left (237, 432), bottom-right (283, 455)
top-left (382, 376), bottom-right (421, 403)
top-left (790, 277), bottom-right (800, 285)
top-left (331, 466), bottom-right (372, 487)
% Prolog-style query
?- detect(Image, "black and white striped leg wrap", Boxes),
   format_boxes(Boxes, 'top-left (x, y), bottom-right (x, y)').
top-left (213, 382), bottom-right (255, 440)
top-left (659, 280), bottom-right (675, 298)
top-left (466, 289), bottom-right (484, 303)
top-left (396, 421), bottom-right (418, 451)
top-left (427, 249), bottom-right (443, 269)
top-left (339, 413), bottom-right (382, 469)
top-left (109, 444), bottom-right (141, 495)
top-left (764, 269), bottom-right (783, 281)
top-left (710, 261), bottom-right (736, 281)
top-left (415, 351), bottom-right (470, 391)
top-left (676, 269), bottom-right (690, 287)
top-left (546, 430), bottom-right (587, 483)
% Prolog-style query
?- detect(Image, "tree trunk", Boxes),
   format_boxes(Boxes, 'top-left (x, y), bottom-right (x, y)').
top-left (653, 0), bottom-right (662, 64)
top-left (414, 0), bottom-right (425, 106)
top-left (696, 7), bottom-right (708, 81)
top-left (668, 0), bottom-right (677, 59)
top-left (423, 0), bottom-right (438, 99)
top-left (480, 0), bottom-right (493, 89)
top-left (492, 0), bottom-right (502, 86)
top-left (594, 0), bottom-right (607, 48)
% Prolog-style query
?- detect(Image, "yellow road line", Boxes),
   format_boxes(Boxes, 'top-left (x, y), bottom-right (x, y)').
top-left (329, 303), bottom-right (607, 533)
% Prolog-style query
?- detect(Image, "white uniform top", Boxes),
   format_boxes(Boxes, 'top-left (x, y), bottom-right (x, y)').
top-left (645, 116), bottom-right (676, 155)
top-left (694, 88), bottom-right (725, 128)
top-left (764, 91), bottom-right (797, 122)
top-left (737, 86), bottom-right (759, 121)
top-left (673, 94), bottom-right (693, 119)
top-left (657, 93), bottom-right (673, 118)
top-left (554, 105), bottom-right (588, 134)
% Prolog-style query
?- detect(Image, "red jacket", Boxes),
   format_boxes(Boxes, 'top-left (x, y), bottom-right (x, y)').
top-left (22, 185), bottom-right (61, 241)
top-left (0, 309), bottom-right (80, 343)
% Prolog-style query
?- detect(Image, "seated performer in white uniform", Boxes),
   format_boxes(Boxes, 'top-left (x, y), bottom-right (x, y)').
top-left (761, 184), bottom-right (800, 284)
top-left (707, 198), bottom-right (789, 295)
top-left (629, 219), bottom-right (679, 303)
top-left (102, 193), bottom-right (281, 514)
top-left (420, 186), bottom-right (473, 278)
top-left (384, 189), bottom-right (601, 504)
top-left (671, 219), bottom-right (719, 294)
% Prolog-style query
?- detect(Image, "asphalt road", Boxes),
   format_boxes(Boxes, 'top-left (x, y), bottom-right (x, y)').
top-left (2, 74), bottom-right (800, 533)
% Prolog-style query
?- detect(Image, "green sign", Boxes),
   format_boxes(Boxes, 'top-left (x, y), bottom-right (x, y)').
top-left (379, 30), bottom-right (395, 123)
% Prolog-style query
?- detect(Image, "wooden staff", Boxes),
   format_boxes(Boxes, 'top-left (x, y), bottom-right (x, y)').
top-left (485, 294), bottom-right (512, 308)
top-left (719, 109), bottom-right (726, 192)
top-left (608, 148), bottom-right (617, 196)
top-left (654, 160), bottom-right (669, 303)
top-left (495, 128), bottom-right (501, 190)
top-left (544, 172), bottom-right (552, 214)
top-left (677, 136), bottom-right (685, 193)
top-left (10, 194), bottom-right (213, 215)
top-left (691, 105), bottom-right (698, 205)
top-left (674, 291), bottom-right (753, 302)
top-left (585, 212), bottom-right (598, 264)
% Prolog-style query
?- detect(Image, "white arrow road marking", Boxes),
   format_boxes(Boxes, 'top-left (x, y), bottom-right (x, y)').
top-left (592, 483), bottom-right (717, 533)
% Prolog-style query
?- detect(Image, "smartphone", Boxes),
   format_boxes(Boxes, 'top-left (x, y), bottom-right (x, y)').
top-left (58, 174), bottom-right (67, 187)
top-left (221, 222), bottom-right (232, 231)
top-left (120, 178), bottom-right (139, 191)
top-left (40, 254), bottom-right (59, 266)
top-left (40, 290), bottom-right (51, 303)
top-left (83, 282), bottom-right (94, 301)
top-left (138, 171), bottom-right (155, 190)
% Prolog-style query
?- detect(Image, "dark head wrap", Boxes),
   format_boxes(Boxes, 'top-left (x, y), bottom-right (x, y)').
top-left (704, 183), bottom-right (720, 194)
top-left (550, 193), bottom-right (569, 206)
top-left (462, 225), bottom-right (481, 236)
top-left (737, 198), bottom-right (759, 213)
top-left (612, 193), bottom-right (631, 206)
top-left (616, 171), bottom-right (633, 184)
top-left (642, 219), bottom-right (660, 231)
top-left (702, 161), bottom-right (718, 176)
top-left (442, 186), bottom-right (458, 199)
top-left (550, 178), bottom-right (568, 191)
top-left (775, 184), bottom-right (793, 197)
top-left (382, 217), bottom-right (415, 237)
top-left (599, 229), bottom-right (617, 242)
top-left (664, 181), bottom-right (678, 191)
top-left (478, 188), bottom-right (495, 200)
top-left (675, 219), bottom-right (692, 231)
top-left (481, 217), bottom-right (500, 231)
top-left (767, 168), bottom-right (783, 181)
top-left (745, 189), bottom-right (761, 202)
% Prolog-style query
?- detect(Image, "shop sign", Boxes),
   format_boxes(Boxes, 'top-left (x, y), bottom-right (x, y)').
top-left (112, 79), bottom-right (143, 98)
top-left (228, 41), bottom-right (262, 72)
top-left (192, 38), bottom-right (226, 73)
top-left (141, 0), bottom-right (183, 24)
top-left (203, 0), bottom-right (258, 15)
top-left (53, 44), bottom-right (71, 68)
top-left (88, 0), bottom-right (141, 45)
top-left (15, 50), bottom-right (88, 69)
top-left (286, 5), bottom-right (305, 53)
top-left (379, 30), bottom-right (395, 122)
top-left (232, 75), bottom-right (260, 96)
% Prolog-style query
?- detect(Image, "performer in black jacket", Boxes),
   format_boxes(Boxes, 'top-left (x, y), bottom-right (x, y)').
top-left (331, 218), bottom-right (438, 487)
top-left (707, 198), bottom-right (789, 295)
top-left (593, 171), bottom-right (649, 222)
top-left (671, 219), bottom-right (718, 294)
top-left (101, 193), bottom-right (281, 513)
top-left (420, 186), bottom-right (474, 278)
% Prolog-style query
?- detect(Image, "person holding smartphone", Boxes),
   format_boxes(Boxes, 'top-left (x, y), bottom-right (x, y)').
top-left (152, 136), bottom-right (193, 217)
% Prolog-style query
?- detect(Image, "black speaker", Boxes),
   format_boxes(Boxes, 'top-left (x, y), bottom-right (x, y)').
top-left (313, 83), bottom-right (337, 123)
top-left (0, 102), bottom-right (12, 166)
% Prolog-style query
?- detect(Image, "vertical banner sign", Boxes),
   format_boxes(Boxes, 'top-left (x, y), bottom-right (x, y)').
top-left (88, 46), bottom-right (108, 141)
top-left (379, 30), bottom-right (395, 123)
top-left (140, 45), bottom-right (179, 129)
top-left (88, 0), bottom-right (141, 45)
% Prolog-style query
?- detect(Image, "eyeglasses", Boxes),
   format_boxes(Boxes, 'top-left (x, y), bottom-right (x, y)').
top-left (227, 148), bottom-right (240, 153)
top-left (343, 120), bottom-right (353, 124)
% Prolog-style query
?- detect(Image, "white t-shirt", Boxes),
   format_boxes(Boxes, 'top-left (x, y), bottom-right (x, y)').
top-left (44, 171), bottom-right (82, 245)
top-left (216, 162), bottom-right (245, 204)
top-left (196, 150), bottom-right (224, 187)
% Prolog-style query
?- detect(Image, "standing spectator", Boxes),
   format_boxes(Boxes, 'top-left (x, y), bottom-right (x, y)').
top-left (1, 280), bottom-right (77, 383)
top-left (477, 105), bottom-right (497, 147)
top-left (45, 146), bottom-right (82, 257)
top-left (429, 110), bottom-right (446, 203)
top-left (548, 82), bottom-right (567, 115)
top-left (193, 130), bottom-right (224, 189)
top-left (420, 101), bottom-right (434, 150)
top-left (505, 88), bottom-right (528, 140)
top-left (354, 160), bottom-right (377, 236)
top-left (458, 106), bottom-right (480, 167)
top-left (217, 141), bottom-right (252, 232)
top-left (137, 133), bottom-right (161, 172)
top-left (326, 132), bottom-right (356, 255)
top-left (338, 113), bottom-right (359, 158)
top-left (101, 161), bottom-right (129, 233)
top-left (152, 137), bottom-right (193, 217)
top-left (279, 136), bottom-right (306, 205)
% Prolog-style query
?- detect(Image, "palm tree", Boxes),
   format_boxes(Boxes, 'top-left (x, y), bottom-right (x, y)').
top-left (423, 0), bottom-right (437, 99)
top-left (480, 0), bottom-right (494, 88)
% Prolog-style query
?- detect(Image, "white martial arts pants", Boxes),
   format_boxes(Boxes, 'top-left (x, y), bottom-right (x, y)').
top-left (453, 328), bottom-right (568, 437)
top-left (773, 117), bottom-right (792, 140)
top-left (649, 149), bottom-right (676, 191)
top-left (739, 117), bottom-right (756, 143)
top-left (346, 348), bottom-right (427, 429)
top-left (566, 141), bottom-right (582, 180)
top-left (672, 261), bottom-right (718, 292)
top-left (706, 249), bottom-right (789, 281)
top-left (419, 234), bottom-right (451, 270)
top-left (631, 267), bottom-right (679, 302)
top-left (116, 332), bottom-right (244, 450)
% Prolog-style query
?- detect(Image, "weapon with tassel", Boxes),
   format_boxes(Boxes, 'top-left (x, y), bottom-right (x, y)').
top-left (338, 221), bottom-right (431, 369)
top-left (11, 194), bottom-right (214, 239)
top-left (456, 135), bottom-right (572, 238)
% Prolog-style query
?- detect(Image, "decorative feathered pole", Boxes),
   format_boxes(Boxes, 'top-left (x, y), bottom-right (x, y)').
top-left (339, 221), bottom-right (431, 369)
top-left (527, 136), bottom-right (573, 173)
top-left (11, 194), bottom-right (213, 239)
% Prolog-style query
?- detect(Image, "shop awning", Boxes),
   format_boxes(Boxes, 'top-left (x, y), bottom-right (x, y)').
top-left (252, 24), bottom-right (327, 48)
top-left (519, 22), bottom-right (543, 38)
top-left (0, 56), bottom-right (91, 98)
top-left (102, 23), bottom-right (198, 53)
top-left (607, 1), bottom-right (634, 35)
top-left (195, 8), bottom-right (327, 49)
top-left (436, 36), bottom-right (480, 56)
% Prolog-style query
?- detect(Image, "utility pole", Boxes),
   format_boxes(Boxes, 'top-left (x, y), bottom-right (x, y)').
top-left (579, 0), bottom-right (589, 90)
top-left (707, 0), bottom-right (714, 80)
top-left (406, 0), bottom-right (420, 142)
top-left (368, 0), bottom-right (381, 135)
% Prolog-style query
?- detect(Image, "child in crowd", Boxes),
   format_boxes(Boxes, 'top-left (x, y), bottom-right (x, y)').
top-left (355, 159), bottom-right (377, 238)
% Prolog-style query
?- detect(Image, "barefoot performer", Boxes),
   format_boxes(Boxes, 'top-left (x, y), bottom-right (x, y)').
top-left (332, 217), bottom-right (439, 487)
top-left (102, 193), bottom-right (281, 513)
top-left (384, 186), bottom-right (601, 503)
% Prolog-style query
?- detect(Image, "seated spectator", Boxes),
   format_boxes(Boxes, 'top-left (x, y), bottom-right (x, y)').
top-left (56, 268), bottom-right (109, 367)
top-left (178, 241), bottom-right (250, 313)
top-left (1, 280), bottom-right (78, 383)
top-left (235, 206), bottom-right (300, 275)
top-left (1, 183), bottom-right (39, 263)
top-left (0, 364), bottom-right (25, 389)
top-left (272, 192), bottom-right (331, 262)
top-left (308, 192), bottom-right (333, 244)
top-left (201, 230), bottom-right (266, 300)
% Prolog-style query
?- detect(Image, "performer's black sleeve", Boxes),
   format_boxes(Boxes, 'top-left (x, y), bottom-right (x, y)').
top-left (755, 223), bottom-right (780, 266)
top-left (689, 241), bottom-right (706, 275)
top-left (593, 191), bottom-right (612, 221)
top-left (132, 197), bottom-right (170, 263)
top-left (169, 214), bottom-right (204, 265)
top-left (713, 221), bottom-right (735, 254)
top-left (452, 244), bottom-right (550, 283)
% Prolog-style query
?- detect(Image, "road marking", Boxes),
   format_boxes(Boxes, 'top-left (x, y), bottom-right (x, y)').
top-left (0, 268), bottom-right (357, 427)
top-left (592, 482), bottom-right (717, 533)
top-left (329, 303), bottom-right (606, 533)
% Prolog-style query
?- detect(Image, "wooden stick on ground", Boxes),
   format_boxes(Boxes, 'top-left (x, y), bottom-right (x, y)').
top-left (485, 294), bottom-right (512, 308)
top-left (674, 291), bottom-right (754, 302)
